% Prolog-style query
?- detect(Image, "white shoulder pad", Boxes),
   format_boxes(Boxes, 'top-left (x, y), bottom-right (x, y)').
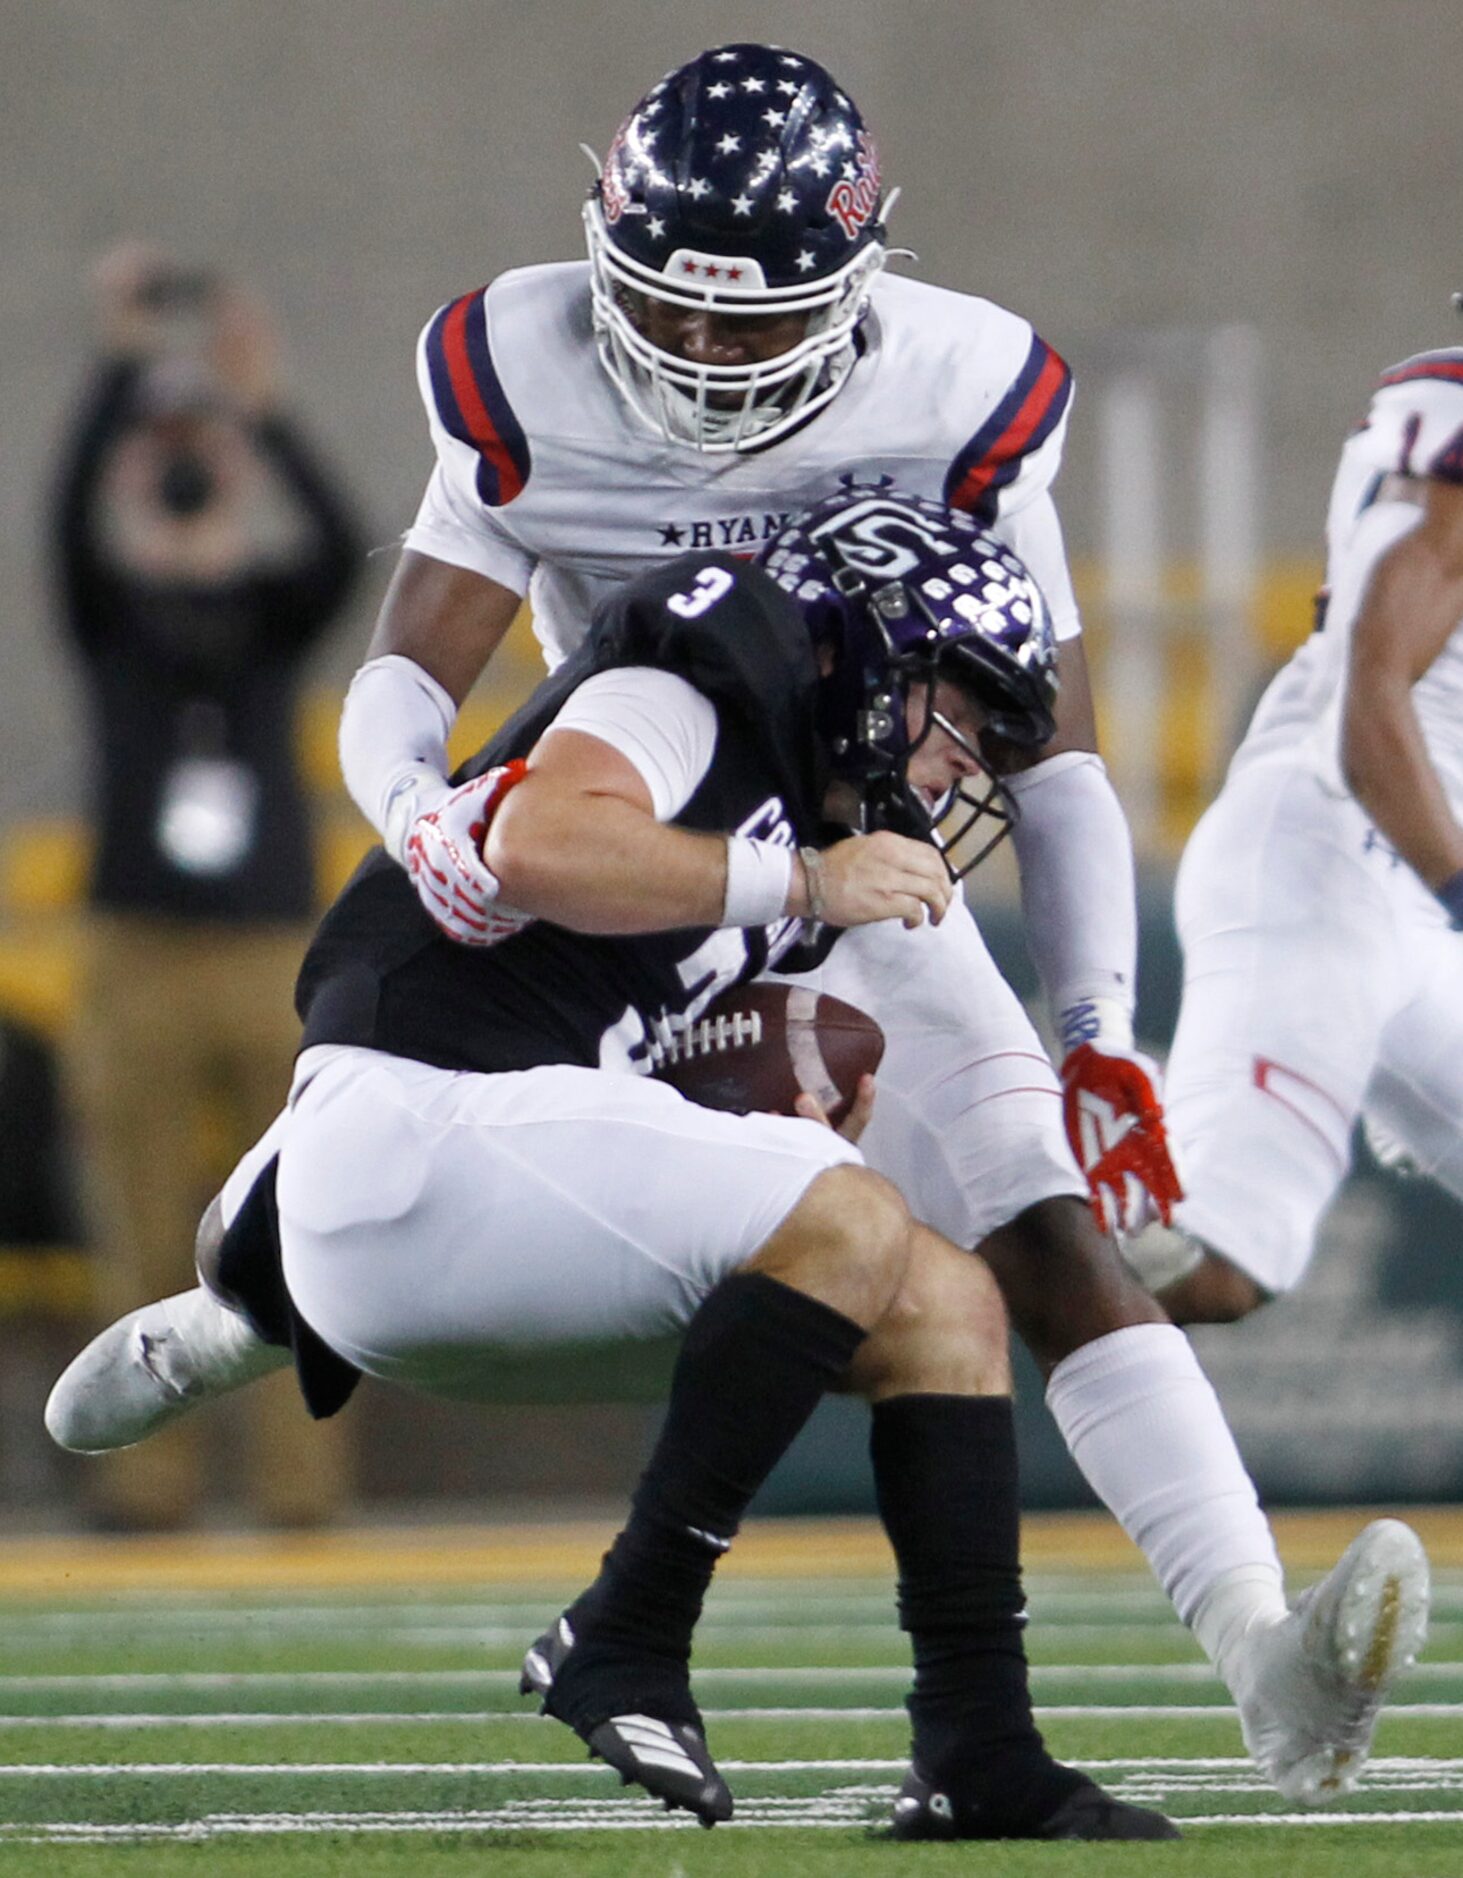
top-left (1366, 350), bottom-right (1463, 486)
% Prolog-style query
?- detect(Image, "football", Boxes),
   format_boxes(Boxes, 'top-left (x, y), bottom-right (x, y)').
top-left (653, 982), bottom-right (885, 1128)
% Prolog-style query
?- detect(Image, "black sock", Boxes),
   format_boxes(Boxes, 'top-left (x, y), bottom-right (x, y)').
top-left (554, 1271), bottom-right (867, 1733)
top-left (871, 1393), bottom-right (1086, 1831)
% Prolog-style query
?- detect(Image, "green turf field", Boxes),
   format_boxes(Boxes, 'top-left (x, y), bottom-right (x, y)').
top-left (0, 1537), bottom-right (1458, 1874)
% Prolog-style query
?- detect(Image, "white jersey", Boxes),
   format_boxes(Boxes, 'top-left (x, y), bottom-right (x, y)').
top-left (403, 261), bottom-right (1082, 667)
top-left (1233, 348), bottom-right (1463, 810)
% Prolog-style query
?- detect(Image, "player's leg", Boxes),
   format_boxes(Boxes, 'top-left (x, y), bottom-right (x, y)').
top-left (523, 1160), bottom-right (907, 1826)
top-left (803, 880), bottom-right (1426, 1801)
top-left (46, 1113), bottom-right (292, 1456)
top-left (1361, 906), bottom-right (1463, 1200)
top-left (275, 1045), bottom-right (897, 1825)
top-left (850, 1226), bottom-right (1177, 1841)
top-left (1139, 764), bottom-right (1404, 1322)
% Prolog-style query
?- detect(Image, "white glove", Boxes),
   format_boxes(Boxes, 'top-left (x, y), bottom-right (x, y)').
top-left (1060, 1041), bottom-right (1184, 1237)
top-left (404, 760), bottom-right (534, 947)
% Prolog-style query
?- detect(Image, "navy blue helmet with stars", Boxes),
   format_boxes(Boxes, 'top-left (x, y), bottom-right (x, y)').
top-left (584, 44), bottom-right (889, 453)
top-left (758, 487), bottom-right (1060, 877)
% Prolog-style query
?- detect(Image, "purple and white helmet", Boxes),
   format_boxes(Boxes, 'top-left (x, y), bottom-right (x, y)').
top-left (758, 487), bottom-right (1059, 874)
top-left (584, 43), bottom-right (888, 453)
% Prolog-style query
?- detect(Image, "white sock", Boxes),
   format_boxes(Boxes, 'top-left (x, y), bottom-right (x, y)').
top-left (1046, 1323), bottom-right (1287, 1668)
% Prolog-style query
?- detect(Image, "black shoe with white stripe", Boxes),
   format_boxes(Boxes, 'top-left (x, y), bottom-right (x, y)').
top-left (520, 1613), bottom-right (733, 1827)
top-left (891, 1766), bottom-right (1180, 1841)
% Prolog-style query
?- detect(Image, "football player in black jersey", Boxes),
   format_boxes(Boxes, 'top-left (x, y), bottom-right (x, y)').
top-left (51, 494), bottom-right (1177, 1841)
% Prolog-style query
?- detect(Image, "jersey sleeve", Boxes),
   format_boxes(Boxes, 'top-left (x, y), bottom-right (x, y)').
top-left (942, 330), bottom-right (1074, 524)
top-left (1370, 352), bottom-right (1463, 485)
top-left (405, 461), bottom-right (536, 594)
top-left (547, 667), bottom-right (718, 821)
top-left (400, 286), bottom-right (538, 593)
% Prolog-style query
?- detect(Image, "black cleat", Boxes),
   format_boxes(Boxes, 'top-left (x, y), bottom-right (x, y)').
top-left (520, 1614), bottom-right (732, 1828)
top-left (585, 1713), bottom-right (732, 1827)
top-left (891, 1766), bottom-right (1180, 1842)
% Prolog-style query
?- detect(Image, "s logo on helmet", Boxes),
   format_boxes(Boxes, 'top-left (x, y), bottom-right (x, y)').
top-left (826, 133), bottom-right (881, 240)
top-left (809, 496), bottom-right (954, 578)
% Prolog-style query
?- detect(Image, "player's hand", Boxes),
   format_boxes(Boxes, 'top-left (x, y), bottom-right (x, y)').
top-left (794, 1072), bottom-right (876, 1143)
top-left (404, 761), bottom-right (533, 946)
top-left (1060, 1042), bottom-right (1184, 1236)
top-left (814, 832), bottom-right (954, 930)
top-left (92, 239), bottom-right (174, 353)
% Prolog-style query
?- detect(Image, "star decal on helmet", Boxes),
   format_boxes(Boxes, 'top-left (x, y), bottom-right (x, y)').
top-left (584, 43), bottom-right (891, 450)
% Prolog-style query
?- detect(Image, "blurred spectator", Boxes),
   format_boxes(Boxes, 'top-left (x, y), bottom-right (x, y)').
top-left (50, 241), bottom-right (363, 1529)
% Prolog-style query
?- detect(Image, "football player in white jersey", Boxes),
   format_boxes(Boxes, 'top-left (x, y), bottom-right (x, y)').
top-left (1131, 320), bottom-right (1463, 1326)
top-left (46, 44), bottom-right (1428, 1807)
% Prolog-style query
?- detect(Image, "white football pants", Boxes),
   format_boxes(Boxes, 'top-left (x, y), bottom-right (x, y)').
top-left (1167, 756), bottom-right (1463, 1293)
top-left (264, 1045), bottom-right (858, 1400)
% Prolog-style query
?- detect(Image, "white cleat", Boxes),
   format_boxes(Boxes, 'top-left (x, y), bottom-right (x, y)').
top-left (45, 1286), bottom-right (290, 1453)
top-left (1232, 1518), bottom-right (1430, 1804)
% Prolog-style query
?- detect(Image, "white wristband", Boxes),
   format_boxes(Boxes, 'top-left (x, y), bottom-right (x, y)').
top-left (339, 654), bottom-right (458, 866)
top-left (721, 836), bottom-right (794, 928)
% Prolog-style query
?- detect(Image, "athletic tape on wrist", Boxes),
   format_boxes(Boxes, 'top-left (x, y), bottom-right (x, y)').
top-left (721, 836), bottom-right (794, 928)
top-left (798, 846), bottom-right (827, 923)
top-left (1058, 994), bottom-right (1135, 1055)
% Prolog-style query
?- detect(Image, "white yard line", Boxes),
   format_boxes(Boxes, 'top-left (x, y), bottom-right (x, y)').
top-left (4, 1754), bottom-right (1463, 1780)
top-left (0, 1661), bottom-right (1456, 1691)
top-left (6, 1803), bottom-right (1463, 1843)
top-left (0, 1703), bottom-right (1460, 1730)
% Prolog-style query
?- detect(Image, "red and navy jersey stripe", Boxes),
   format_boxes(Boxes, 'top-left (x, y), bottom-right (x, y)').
top-left (943, 334), bottom-right (1072, 522)
top-left (424, 290), bottom-right (531, 507)
top-left (1376, 349), bottom-right (1463, 484)
top-left (1377, 348), bottom-right (1463, 393)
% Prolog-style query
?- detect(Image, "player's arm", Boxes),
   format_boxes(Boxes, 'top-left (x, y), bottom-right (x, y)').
top-left (340, 285), bottom-right (539, 864)
top-left (983, 599), bottom-right (1179, 1231)
top-left (481, 732), bottom-right (951, 937)
top-left (1340, 477), bottom-right (1463, 905)
top-left (336, 549), bottom-right (523, 869)
top-left (368, 547), bottom-right (522, 705)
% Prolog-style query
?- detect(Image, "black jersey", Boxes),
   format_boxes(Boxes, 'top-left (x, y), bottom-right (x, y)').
top-left (296, 553), bottom-right (832, 1076)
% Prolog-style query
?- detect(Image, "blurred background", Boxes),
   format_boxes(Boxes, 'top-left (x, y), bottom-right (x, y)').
top-left (2, 0), bottom-right (1459, 1529)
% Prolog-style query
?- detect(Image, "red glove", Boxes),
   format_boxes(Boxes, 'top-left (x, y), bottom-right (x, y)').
top-left (405, 760), bottom-right (533, 946)
top-left (1061, 1042), bottom-right (1184, 1236)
